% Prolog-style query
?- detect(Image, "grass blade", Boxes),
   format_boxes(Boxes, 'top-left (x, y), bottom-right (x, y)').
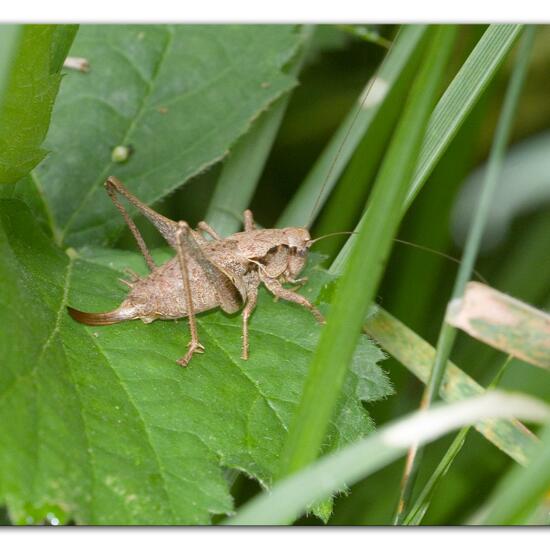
top-left (479, 424), bottom-right (550, 525)
top-left (337, 25), bottom-right (393, 49)
top-left (312, 27), bottom-right (429, 262)
top-left (276, 25), bottom-right (428, 229)
top-left (404, 426), bottom-right (470, 525)
top-left (227, 392), bottom-right (550, 525)
top-left (452, 130), bottom-right (550, 250)
top-left (403, 357), bottom-right (513, 525)
top-left (277, 26), bottom-right (457, 479)
top-left (428, 27), bottom-right (536, 382)
top-left (447, 282), bottom-right (550, 369)
top-left (331, 24), bottom-right (523, 273)
top-left (363, 307), bottom-right (539, 464)
top-left (205, 26), bottom-right (312, 237)
top-left (393, 26), bottom-right (536, 524)
top-left (405, 24), bottom-right (523, 208)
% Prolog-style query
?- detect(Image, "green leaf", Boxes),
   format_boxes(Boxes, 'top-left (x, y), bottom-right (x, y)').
top-left (205, 26), bottom-right (313, 237)
top-left (0, 26), bottom-right (21, 106)
top-left (0, 25), bottom-right (78, 184)
top-left (0, 199), bottom-right (390, 524)
top-left (34, 25), bottom-right (303, 248)
top-left (0, 174), bottom-right (56, 240)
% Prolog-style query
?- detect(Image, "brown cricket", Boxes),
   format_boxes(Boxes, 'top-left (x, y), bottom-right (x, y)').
top-left (67, 176), bottom-right (325, 366)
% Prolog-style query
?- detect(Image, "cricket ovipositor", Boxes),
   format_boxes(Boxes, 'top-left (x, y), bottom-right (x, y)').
top-left (68, 177), bottom-right (325, 366)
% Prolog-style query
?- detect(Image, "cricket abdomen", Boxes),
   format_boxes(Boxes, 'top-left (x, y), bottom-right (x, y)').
top-left (67, 263), bottom-right (222, 326)
top-left (68, 241), bottom-right (246, 328)
top-left (126, 256), bottom-right (227, 321)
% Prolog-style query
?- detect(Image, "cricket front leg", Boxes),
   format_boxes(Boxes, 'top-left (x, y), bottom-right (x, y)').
top-left (261, 275), bottom-right (325, 324)
top-left (175, 222), bottom-right (205, 366)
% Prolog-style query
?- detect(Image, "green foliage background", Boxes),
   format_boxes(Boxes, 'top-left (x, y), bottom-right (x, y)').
top-left (0, 24), bottom-right (549, 525)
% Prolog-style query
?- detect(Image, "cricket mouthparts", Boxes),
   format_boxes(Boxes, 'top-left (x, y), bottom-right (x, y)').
top-left (67, 305), bottom-right (136, 326)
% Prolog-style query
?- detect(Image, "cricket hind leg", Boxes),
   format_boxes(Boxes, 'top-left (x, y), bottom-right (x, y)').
top-left (260, 275), bottom-right (325, 324)
top-left (105, 177), bottom-right (181, 255)
top-left (173, 220), bottom-right (246, 365)
top-left (105, 178), bottom-right (156, 272)
top-left (175, 221), bottom-right (205, 366)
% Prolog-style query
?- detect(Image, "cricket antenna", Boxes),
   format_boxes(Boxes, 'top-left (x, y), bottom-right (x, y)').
top-left (308, 232), bottom-right (488, 284)
top-left (307, 231), bottom-right (358, 246)
top-left (392, 239), bottom-right (489, 284)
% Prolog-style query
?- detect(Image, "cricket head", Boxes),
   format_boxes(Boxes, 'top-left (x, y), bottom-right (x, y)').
top-left (278, 227), bottom-right (312, 281)
top-left (281, 227), bottom-right (311, 253)
top-left (235, 227), bottom-right (313, 281)
top-left (284, 229), bottom-right (357, 280)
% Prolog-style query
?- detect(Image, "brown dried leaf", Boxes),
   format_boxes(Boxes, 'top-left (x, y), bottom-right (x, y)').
top-left (447, 282), bottom-right (550, 369)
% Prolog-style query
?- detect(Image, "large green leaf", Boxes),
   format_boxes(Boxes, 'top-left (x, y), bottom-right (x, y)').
top-left (0, 199), bottom-right (390, 524)
top-left (0, 25), bottom-right (78, 184)
top-left (34, 25), bottom-right (302, 248)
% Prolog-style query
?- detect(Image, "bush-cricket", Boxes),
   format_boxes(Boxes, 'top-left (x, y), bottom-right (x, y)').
top-left (68, 177), bottom-right (325, 366)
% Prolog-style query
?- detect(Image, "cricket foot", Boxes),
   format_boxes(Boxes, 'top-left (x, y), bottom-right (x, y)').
top-left (177, 341), bottom-right (205, 367)
top-left (312, 307), bottom-right (325, 324)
